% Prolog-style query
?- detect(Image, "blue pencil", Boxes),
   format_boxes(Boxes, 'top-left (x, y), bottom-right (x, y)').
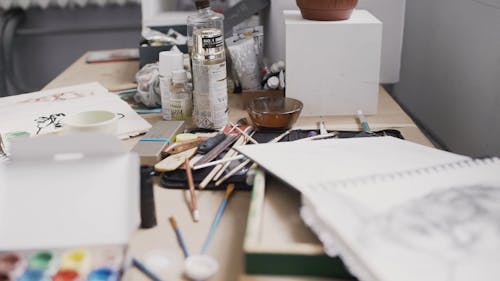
top-left (201, 184), bottom-right (236, 254)
top-left (132, 258), bottom-right (164, 281)
top-left (169, 216), bottom-right (190, 258)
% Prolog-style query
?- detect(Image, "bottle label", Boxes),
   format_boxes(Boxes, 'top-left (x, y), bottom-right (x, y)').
top-left (159, 77), bottom-right (172, 120)
top-left (202, 35), bottom-right (224, 49)
top-left (192, 61), bottom-right (228, 129)
top-left (170, 96), bottom-right (193, 120)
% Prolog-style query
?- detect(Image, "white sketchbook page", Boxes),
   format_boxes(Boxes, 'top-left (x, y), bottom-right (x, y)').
top-left (0, 82), bottom-right (151, 140)
top-left (305, 158), bottom-right (500, 281)
top-left (235, 136), bottom-right (469, 195)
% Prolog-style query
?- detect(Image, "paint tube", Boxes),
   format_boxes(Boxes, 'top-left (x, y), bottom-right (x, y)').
top-left (226, 36), bottom-right (261, 90)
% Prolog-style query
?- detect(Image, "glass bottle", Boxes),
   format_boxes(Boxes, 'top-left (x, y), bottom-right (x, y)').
top-left (187, 0), bottom-right (228, 129)
top-left (168, 70), bottom-right (193, 120)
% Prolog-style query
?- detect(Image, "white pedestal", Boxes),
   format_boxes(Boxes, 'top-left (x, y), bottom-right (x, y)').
top-left (285, 10), bottom-right (382, 116)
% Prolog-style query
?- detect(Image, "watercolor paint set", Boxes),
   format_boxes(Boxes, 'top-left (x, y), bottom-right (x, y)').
top-left (0, 245), bottom-right (126, 281)
top-left (0, 135), bottom-right (141, 281)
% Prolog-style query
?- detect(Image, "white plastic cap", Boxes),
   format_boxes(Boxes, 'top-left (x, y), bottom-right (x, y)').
top-left (266, 76), bottom-right (280, 89)
top-left (172, 70), bottom-right (188, 83)
top-left (159, 49), bottom-right (184, 78)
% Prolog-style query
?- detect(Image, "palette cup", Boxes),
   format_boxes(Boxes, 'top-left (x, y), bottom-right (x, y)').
top-left (62, 111), bottom-right (118, 135)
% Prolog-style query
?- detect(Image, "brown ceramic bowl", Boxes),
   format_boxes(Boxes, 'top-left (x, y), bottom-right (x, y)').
top-left (247, 97), bottom-right (303, 130)
top-left (296, 0), bottom-right (358, 21)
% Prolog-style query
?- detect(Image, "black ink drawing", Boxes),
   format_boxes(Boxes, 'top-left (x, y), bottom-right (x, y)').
top-left (35, 113), bottom-right (66, 135)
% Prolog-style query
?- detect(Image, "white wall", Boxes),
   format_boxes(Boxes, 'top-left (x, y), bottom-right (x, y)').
top-left (393, 0), bottom-right (500, 156)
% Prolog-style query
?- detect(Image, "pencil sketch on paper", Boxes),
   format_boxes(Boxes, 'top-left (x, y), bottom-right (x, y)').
top-left (362, 185), bottom-right (500, 278)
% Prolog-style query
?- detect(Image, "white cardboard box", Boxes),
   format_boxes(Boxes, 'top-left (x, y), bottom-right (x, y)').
top-left (285, 10), bottom-right (382, 116)
top-left (0, 134), bottom-right (140, 250)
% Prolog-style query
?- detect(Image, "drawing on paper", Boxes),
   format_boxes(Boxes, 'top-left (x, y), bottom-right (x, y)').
top-left (361, 185), bottom-right (500, 279)
top-left (34, 113), bottom-right (66, 135)
top-left (19, 90), bottom-right (94, 104)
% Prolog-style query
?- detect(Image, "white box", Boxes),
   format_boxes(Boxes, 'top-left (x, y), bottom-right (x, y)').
top-left (0, 134), bottom-right (139, 250)
top-left (285, 10), bottom-right (382, 116)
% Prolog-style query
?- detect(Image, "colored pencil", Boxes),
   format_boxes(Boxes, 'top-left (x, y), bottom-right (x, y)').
top-left (185, 158), bottom-right (199, 222)
top-left (201, 184), bottom-right (236, 254)
top-left (168, 216), bottom-right (190, 258)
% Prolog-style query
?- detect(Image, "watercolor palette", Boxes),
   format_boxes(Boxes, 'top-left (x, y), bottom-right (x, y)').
top-left (0, 245), bottom-right (125, 281)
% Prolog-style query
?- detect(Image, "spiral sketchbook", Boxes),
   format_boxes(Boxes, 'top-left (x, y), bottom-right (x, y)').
top-left (236, 137), bottom-right (500, 281)
top-left (301, 157), bottom-right (500, 281)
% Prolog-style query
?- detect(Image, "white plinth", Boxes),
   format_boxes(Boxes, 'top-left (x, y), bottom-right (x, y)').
top-left (285, 10), bottom-right (382, 116)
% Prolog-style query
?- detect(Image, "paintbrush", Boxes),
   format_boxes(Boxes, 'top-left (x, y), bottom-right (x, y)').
top-left (201, 184), bottom-right (236, 254)
top-left (185, 158), bottom-right (199, 222)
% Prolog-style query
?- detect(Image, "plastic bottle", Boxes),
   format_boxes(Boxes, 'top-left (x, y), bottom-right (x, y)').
top-left (168, 70), bottom-right (193, 120)
top-left (159, 48), bottom-right (184, 120)
top-left (187, 0), bottom-right (228, 129)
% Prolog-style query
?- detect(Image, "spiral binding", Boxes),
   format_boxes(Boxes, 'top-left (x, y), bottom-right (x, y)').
top-left (309, 157), bottom-right (500, 192)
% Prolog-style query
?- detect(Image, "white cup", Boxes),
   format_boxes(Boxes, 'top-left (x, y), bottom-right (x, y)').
top-left (62, 110), bottom-right (118, 135)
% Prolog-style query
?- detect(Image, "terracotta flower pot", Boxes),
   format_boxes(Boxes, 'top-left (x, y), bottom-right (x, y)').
top-left (296, 0), bottom-right (359, 21)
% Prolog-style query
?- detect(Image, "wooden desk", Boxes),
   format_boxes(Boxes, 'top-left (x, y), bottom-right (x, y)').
top-left (44, 52), bottom-right (433, 281)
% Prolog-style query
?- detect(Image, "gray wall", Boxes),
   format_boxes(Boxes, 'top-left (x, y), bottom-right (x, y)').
top-left (7, 4), bottom-right (141, 94)
top-left (393, 0), bottom-right (500, 157)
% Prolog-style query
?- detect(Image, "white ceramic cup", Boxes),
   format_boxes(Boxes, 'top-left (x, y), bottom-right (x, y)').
top-left (62, 110), bottom-right (118, 135)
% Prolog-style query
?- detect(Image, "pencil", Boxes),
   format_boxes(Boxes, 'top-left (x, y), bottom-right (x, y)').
top-left (168, 216), bottom-right (190, 258)
top-left (201, 184), bottom-right (236, 254)
top-left (185, 158), bottom-right (199, 222)
top-left (357, 110), bottom-right (372, 133)
top-left (132, 258), bottom-right (164, 281)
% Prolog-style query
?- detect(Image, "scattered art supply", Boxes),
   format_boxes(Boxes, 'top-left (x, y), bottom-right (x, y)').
top-left (197, 133), bottom-right (227, 155)
top-left (185, 158), bottom-right (200, 222)
top-left (131, 258), bottom-right (164, 281)
top-left (140, 166), bottom-right (157, 229)
top-left (183, 254), bottom-right (219, 281)
top-left (169, 216), bottom-right (190, 258)
top-left (132, 120), bottom-right (186, 165)
top-left (228, 122), bottom-right (259, 144)
top-left (294, 132), bottom-right (337, 142)
top-left (356, 109), bottom-right (372, 133)
top-left (175, 133), bottom-right (198, 142)
top-left (0, 246), bottom-right (125, 281)
top-left (319, 121), bottom-right (328, 135)
top-left (192, 155), bottom-right (246, 170)
top-left (154, 147), bottom-right (198, 172)
top-left (162, 138), bottom-right (205, 155)
top-left (201, 184), bottom-right (236, 254)
top-left (194, 134), bottom-right (240, 166)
